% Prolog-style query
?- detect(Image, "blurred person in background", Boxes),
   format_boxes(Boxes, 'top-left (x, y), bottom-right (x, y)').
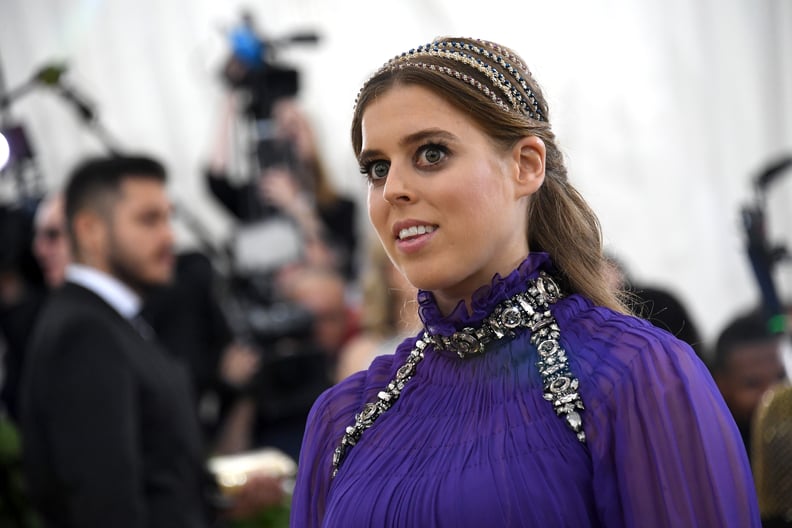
top-left (28, 191), bottom-right (265, 457)
top-left (0, 201), bottom-right (46, 423)
top-left (17, 161), bottom-right (284, 525)
top-left (1, 191), bottom-right (70, 423)
top-left (206, 94), bottom-right (359, 281)
top-left (32, 192), bottom-right (70, 289)
top-left (278, 264), bottom-right (360, 365)
top-left (1, 191), bottom-right (73, 421)
top-left (216, 265), bottom-right (355, 462)
top-left (20, 155), bottom-right (217, 528)
top-left (335, 239), bottom-right (419, 382)
top-left (0, 199), bottom-right (48, 528)
top-left (709, 308), bottom-right (787, 459)
top-left (142, 249), bottom-right (262, 448)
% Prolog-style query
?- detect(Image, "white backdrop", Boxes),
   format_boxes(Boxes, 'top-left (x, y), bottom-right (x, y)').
top-left (1, 0), bottom-right (791, 350)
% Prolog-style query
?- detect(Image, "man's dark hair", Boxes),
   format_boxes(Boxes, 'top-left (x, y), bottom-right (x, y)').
top-left (711, 309), bottom-right (779, 374)
top-left (64, 155), bottom-right (167, 245)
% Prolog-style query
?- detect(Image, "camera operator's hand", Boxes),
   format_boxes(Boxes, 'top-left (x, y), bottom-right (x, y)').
top-left (257, 167), bottom-right (302, 211)
top-left (258, 167), bottom-right (324, 242)
top-left (259, 168), bottom-right (337, 270)
top-left (220, 341), bottom-right (261, 388)
top-left (272, 99), bottom-right (319, 162)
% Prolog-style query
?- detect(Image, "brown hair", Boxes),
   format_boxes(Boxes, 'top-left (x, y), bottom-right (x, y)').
top-left (310, 157), bottom-right (340, 207)
top-left (272, 99), bottom-right (340, 207)
top-left (350, 37), bottom-right (628, 312)
top-left (357, 238), bottom-right (419, 336)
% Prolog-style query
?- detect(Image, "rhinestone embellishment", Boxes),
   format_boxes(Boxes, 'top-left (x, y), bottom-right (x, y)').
top-left (330, 271), bottom-right (586, 479)
top-left (354, 38), bottom-right (545, 121)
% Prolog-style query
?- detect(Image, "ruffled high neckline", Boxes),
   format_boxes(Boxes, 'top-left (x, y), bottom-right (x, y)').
top-left (417, 252), bottom-right (555, 336)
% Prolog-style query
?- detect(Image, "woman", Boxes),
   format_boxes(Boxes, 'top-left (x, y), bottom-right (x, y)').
top-left (290, 37), bottom-right (759, 527)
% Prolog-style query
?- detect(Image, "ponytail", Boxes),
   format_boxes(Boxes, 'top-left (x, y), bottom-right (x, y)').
top-left (528, 144), bottom-right (629, 313)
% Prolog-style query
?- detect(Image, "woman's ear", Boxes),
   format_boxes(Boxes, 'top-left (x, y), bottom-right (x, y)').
top-left (511, 136), bottom-right (546, 198)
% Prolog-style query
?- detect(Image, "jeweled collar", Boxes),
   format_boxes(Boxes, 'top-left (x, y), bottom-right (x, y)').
top-left (417, 252), bottom-right (555, 337)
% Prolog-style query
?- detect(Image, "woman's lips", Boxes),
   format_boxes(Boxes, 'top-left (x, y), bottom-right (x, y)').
top-left (394, 227), bottom-right (437, 254)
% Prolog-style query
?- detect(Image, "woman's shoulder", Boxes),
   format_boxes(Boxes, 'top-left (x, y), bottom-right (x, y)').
top-left (558, 293), bottom-right (695, 362)
top-left (310, 343), bottom-right (409, 430)
top-left (557, 294), bottom-right (711, 407)
top-left (555, 302), bottom-right (759, 526)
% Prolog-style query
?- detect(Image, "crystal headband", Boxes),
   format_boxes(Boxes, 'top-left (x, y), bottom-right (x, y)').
top-left (476, 39), bottom-right (528, 74)
top-left (355, 39), bottom-right (544, 121)
top-left (393, 62), bottom-right (510, 113)
top-left (429, 40), bottom-right (544, 121)
top-left (390, 48), bottom-right (520, 110)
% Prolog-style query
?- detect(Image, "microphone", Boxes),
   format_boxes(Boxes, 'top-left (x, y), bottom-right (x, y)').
top-left (752, 381), bottom-right (792, 525)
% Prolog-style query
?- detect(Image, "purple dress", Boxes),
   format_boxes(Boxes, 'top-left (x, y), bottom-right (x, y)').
top-left (291, 253), bottom-right (760, 527)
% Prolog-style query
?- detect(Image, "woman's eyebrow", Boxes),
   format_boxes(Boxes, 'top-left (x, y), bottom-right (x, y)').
top-left (359, 129), bottom-right (457, 163)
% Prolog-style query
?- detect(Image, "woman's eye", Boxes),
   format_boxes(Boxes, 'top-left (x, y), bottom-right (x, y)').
top-left (361, 160), bottom-right (390, 181)
top-left (372, 161), bottom-right (390, 179)
top-left (418, 144), bottom-right (448, 166)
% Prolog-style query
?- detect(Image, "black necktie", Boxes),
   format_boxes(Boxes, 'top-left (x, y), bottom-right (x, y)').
top-left (131, 313), bottom-right (155, 341)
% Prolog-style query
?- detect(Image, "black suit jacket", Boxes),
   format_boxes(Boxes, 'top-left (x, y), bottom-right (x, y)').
top-left (21, 282), bottom-right (211, 528)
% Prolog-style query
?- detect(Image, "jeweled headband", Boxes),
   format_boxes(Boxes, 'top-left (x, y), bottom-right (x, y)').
top-left (355, 38), bottom-right (545, 122)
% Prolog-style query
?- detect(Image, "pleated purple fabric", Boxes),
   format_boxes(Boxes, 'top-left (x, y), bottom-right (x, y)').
top-left (290, 253), bottom-right (760, 527)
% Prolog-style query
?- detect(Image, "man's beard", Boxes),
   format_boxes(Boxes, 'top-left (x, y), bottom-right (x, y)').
top-left (107, 243), bottom-right (171, 296)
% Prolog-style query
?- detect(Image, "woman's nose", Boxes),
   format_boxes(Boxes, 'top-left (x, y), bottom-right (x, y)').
top-left (382, 164), bottom-right (415, 204)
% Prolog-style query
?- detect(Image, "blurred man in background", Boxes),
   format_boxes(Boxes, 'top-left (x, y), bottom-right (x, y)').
top-left (709, 308), bottom-right (787, 459)
top-left (20, 155), bottom-right (215, 528)
top-left (31, 192), bottom-right (70, 289)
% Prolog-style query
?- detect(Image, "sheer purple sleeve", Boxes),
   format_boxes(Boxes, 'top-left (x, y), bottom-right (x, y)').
top-left (290, 353), bottom-right (396, 528)
top-left (290, 391), bottom-right (334, 528)
top-left (583, 318), bottom-right (761, 527)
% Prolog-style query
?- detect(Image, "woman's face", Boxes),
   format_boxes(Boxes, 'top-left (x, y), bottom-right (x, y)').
top-left (361, 84), bottom-right (543, 313)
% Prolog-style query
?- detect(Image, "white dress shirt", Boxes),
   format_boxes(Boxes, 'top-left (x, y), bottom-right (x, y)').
top-left (65, 263), bottom-right (142, 320)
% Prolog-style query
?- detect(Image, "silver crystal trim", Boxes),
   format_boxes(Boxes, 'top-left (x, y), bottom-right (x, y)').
top-left (330, 271), bottom-right (586, 479)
